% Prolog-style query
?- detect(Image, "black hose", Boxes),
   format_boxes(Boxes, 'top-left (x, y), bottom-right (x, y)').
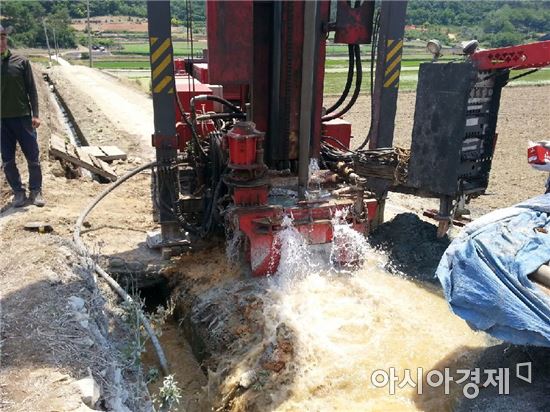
top-left (195, 112), bottom-right (246, 121)
top-left (321, 135), bottom-right (354, 152)
top-left (191, 95), bottom-right (243, 114)
top-left (357, 8), bottom-right (381, 150)
top-left (74, 161), bottom-right (170, 376)
top-left (322, 44), bottom-right (362, 122)
top-left (175, 91), bottom-right (208, 160)
top-left (325, 45), bottom-right (355, 115)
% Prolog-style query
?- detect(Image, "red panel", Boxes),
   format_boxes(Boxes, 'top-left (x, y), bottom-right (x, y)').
top-left (174, 58), bottom-right (186, 75)
top-left (323, 118), bottom-right (353, 149)
top-left (231, 198), bottom-right (374, 276)
top-left (471, 40), bottom-right (550, 71)
top-left (206, 0), bottom-right (253, 85)
top-left (192, 63), bottom-right (209, 83)
top-left (233, 185), bottom-right (269, 206)
top-left (174, 76), bottom-right (213, 115)
top-left (333, 0), bottom-right (375, 44)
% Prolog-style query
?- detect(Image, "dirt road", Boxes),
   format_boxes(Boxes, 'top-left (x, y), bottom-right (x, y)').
top-left (50, 64), bottom-right (155, 161)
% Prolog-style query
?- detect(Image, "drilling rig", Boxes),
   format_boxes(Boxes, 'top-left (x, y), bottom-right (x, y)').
top-left (145, 0), bottom-right (550, 275)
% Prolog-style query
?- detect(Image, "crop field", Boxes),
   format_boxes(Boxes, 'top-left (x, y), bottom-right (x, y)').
top-left (113, 40), bottom-right (207, 56)
top-left (74, 39), bottom-right (550, 95)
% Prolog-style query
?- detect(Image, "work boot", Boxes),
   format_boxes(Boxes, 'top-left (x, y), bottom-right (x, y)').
top-left (29, 190), bottom-right (46, 207)
top-left (12, 191), bottom-right (27, 208)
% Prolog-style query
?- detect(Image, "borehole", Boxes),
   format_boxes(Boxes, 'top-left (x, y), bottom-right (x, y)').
top-left (112, 267), bottom-right (210, 412)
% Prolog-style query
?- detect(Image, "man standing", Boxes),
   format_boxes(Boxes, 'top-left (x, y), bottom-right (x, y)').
top-left (1, 24), bottom-right (45, 207)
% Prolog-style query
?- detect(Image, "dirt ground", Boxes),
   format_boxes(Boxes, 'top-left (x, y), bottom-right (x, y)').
top-left (1, 57), bottom-right (549, 411)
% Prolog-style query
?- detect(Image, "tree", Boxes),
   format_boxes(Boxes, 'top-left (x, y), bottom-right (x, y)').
top-left (1, 1), bottom-right (76, 48)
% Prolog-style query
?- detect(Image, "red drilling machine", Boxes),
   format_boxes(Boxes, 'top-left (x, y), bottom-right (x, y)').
top-left (145, 0), bottom-right (550, 274)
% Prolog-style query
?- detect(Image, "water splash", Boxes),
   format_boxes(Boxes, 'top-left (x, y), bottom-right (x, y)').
top-left (225, 229), bottom-right (244, 264)
top-left (305, 158), bottom-right (330, 201)
top-left (257, 213), bottom-right (488, 411)
top-left (330, 209), bottom-right (371, 271)
top-left (270, 214), bottom-right (315, 285)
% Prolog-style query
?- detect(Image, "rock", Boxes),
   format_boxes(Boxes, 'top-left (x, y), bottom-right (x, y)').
top-left (73, 336), bottom-right (95, 348)
top-left (50, 161), bottom-right (66, 178)
top-left (45, 269), bottom-right (62, 285)
top-left (73, 312), bottom-right (90, 329)
top-left (68, 296), bottom-right (86, 312)
top-left (260, 323), bottom-right (295, 373)
top-left (74, 404), bottom-right (97, 412)
top-left (127, 261), bottom-right (145, 272)
top-left (238, 370), bottom-right (257, 389)
top-left (108, 257), bottom-right (126, 269)
top-left (59, 246), bottom-right (73, 260)
top-left (74, 375), bottom-right (101, 408)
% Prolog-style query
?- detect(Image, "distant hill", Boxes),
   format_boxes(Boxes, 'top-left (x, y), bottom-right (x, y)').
top-left (3, 1), bottom-right (549, 49)
top-left (406, 0), bottom-right (550, 46)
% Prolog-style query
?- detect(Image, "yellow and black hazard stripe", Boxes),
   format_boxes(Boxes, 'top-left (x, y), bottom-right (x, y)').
top-left (383, 39), bottom-right (403, 89)
top-left (149, 36), bottom-right (174, 95)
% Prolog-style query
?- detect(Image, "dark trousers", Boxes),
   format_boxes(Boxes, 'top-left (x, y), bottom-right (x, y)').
top-left (1, 116), bottom-right (42, 193)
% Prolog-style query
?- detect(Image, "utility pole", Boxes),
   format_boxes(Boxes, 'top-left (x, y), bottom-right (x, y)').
top-left (87, 0), bottom-right (93, 68)
top-left (42, 19), bottom-right (52, 67)
top-left (52, 27), bottom-right (58, 59)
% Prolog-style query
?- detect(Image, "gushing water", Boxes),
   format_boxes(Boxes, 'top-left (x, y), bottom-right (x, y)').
top-left (330, 210), bottom-right (371, 271)
top-left (225, 229), bottom-right (244, 264)
top-left (259, 216), bottom-right (488, 411)
top-left (271, 214), bottom-right (316, 284)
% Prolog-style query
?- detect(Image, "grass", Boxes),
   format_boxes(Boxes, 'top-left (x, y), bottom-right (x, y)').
top-left (509, 68), bottom-right (550, 84)
top-left (323, 72), bottom-right (417, 94)
top-left (29, 56), bottom-right (59, 66)
top-left (85, 60), bottom-right (150, 70)
top-left (113, 41), bottom-right (207, 56)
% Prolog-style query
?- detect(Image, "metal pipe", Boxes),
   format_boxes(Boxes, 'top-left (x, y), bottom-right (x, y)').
top-left (269, 1), bottom-right (282, 165)
top-left (298, 0), bottom-right (318, 197)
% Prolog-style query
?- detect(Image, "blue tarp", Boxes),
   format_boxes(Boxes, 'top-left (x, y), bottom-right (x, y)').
top-left (436, 194), bottom-right (550, 347)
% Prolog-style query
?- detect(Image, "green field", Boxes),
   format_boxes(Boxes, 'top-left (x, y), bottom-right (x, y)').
top-left (113, 41), bottom-right (207, 56)
top-left (92, 38), bottom-right (550, 95)
top-left (29, 56), bottom-right (59, 66)
top-left (80, 60), bottom-right (151, 69)
top-left (324, 68), bottom-right (550, 94)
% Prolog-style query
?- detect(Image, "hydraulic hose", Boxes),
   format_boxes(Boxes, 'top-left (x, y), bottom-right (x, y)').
top-left (190, 94), bottom-right (243, 114)
top-left (175, 92), bottom-right (208, 160)
top-left (195, 112), bottom-right (246, 122)
top-left (74, 161), bottom-right (170, 376)
top-left (357, 9), bottom-right (381, 150)
top-left (322, 44), bottom-right (362, 122)
top-left (325, 44), bottom-right (355, 115)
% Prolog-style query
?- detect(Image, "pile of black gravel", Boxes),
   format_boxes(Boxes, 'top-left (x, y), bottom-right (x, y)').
top-left (369, 213), bottom-right (451, 285)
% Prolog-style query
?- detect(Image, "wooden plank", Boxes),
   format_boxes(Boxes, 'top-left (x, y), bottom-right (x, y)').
top-left (79, 145), bottom-right (127, 161)
top-left (50, 134), bottom-right (67, 151)
top-left (80, 146), bottom-right (106, 159)
top-left (49, 137), bottom-right (117, 181)
top-left (98, 146), bottom-right (127, 161)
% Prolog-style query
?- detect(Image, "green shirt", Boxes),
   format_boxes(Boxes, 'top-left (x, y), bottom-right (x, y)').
top-left (1, 49), bottom-right (39, 119)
